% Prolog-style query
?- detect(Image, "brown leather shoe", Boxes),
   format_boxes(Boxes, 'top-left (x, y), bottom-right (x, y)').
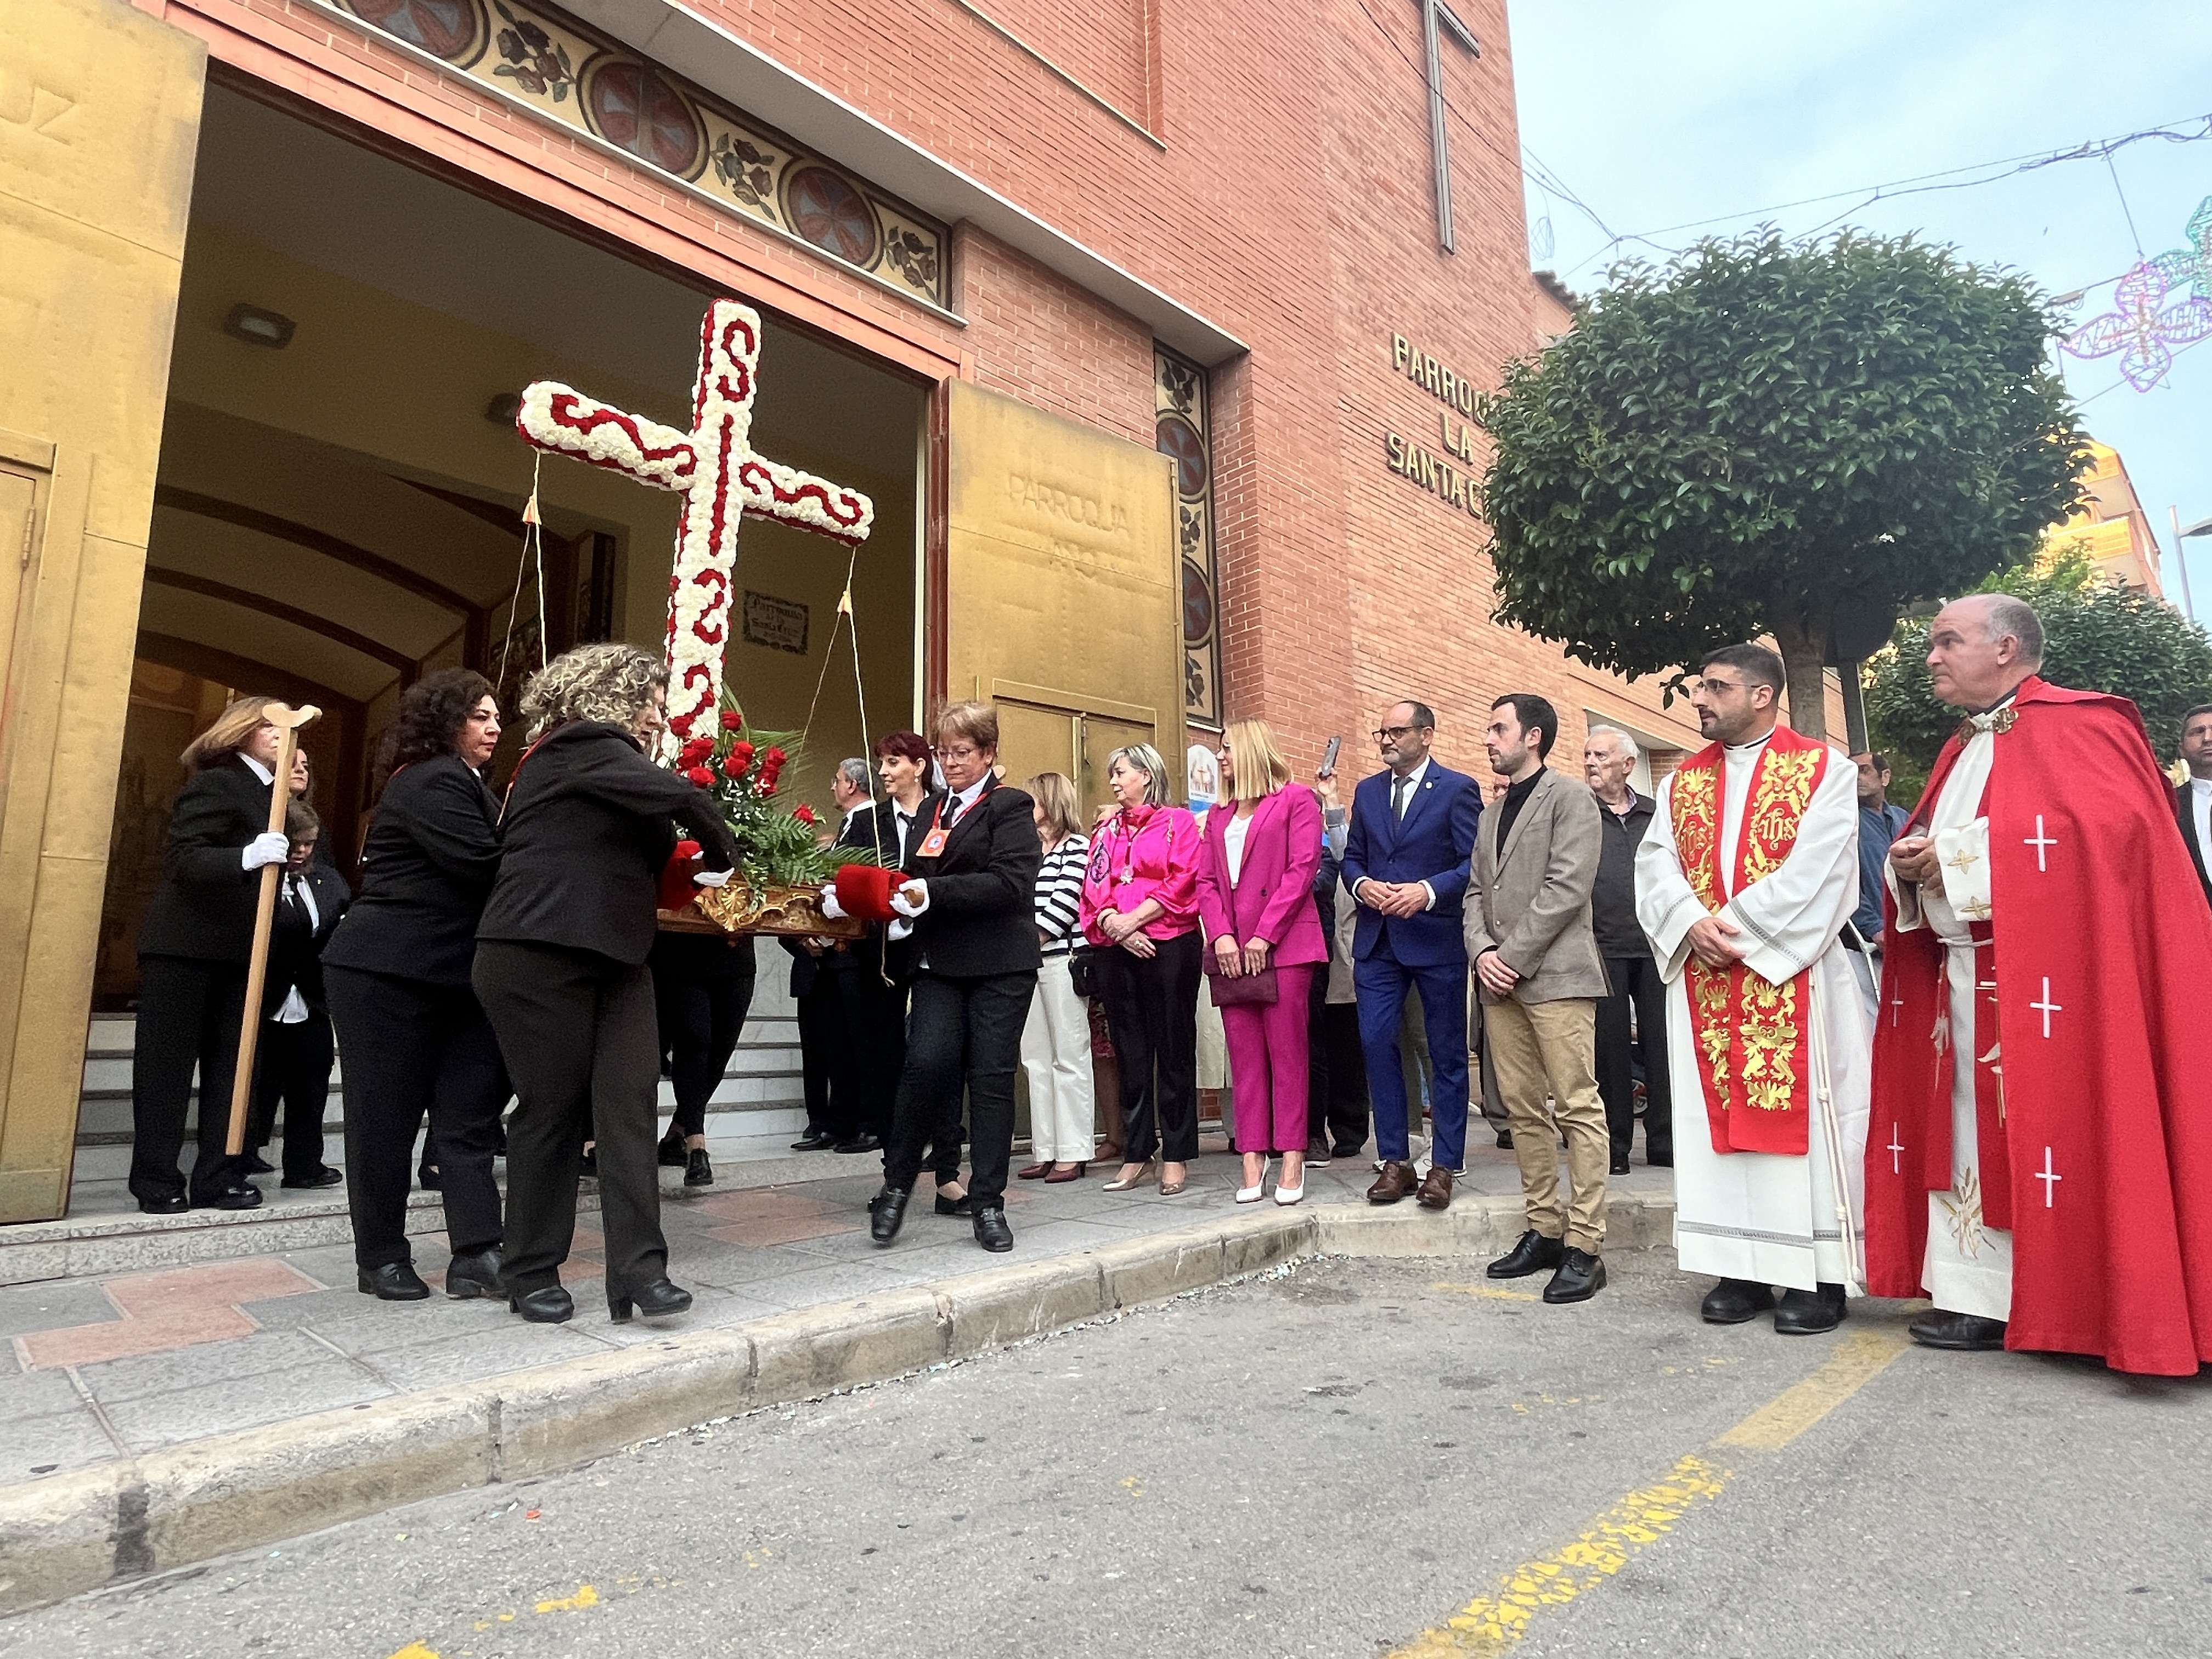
top-left (1417, 1165), bottom-right (1454, 1210)
top-left (1367, 1160), bottom-right (1419, 1204)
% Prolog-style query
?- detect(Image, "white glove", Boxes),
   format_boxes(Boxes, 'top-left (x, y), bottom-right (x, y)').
top-left (887, 917), bottom-right (913, 941)
top-left (242, 832), bottom-right (289, 871)
top-left (888, 880), bottom-right (929, 919)
top-left (692, 868), bottom-right (731, 888)
top-left (818, 883), bottom-right (848, 921)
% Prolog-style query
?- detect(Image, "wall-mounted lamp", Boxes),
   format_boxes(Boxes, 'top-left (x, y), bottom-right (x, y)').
top-left (484, 392), bottom-right (523, 427)
top-left (222, 303), bottom-right (296, 349)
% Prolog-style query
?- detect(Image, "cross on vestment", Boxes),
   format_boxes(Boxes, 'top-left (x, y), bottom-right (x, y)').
top-left (2029, 976), bottom-right (2063, 1039)
top-left (1890, 989), bottom-right (1906, 1028)
top-left (2024, 815), bottom-right (2057, 872)
top-left (1420, 0), bottom-right (1481, 252)
top-left (1887, 1124), bottom-right (1905, 1174)
top-left (514, 299), bottom-right (874, 756)
top-left (2036, 1146), bottom-right (2062, 1207)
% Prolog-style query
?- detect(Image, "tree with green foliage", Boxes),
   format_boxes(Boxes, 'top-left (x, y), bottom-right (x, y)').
top-left (1865, 549), bottom-right (2212, 800)
top-left (1479, 230), bottom-right (2090, 738)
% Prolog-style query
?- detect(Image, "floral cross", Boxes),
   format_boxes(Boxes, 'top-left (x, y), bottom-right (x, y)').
top-left (515, 300), bottom-right (874, 754)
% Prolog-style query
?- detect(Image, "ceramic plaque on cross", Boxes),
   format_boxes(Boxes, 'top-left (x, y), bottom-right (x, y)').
top-left (514, 299), bottom-right (874, 754)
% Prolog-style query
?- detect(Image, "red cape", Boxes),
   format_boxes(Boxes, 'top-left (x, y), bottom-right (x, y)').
top-left (1864, 678), bottom-right (2212, 1374)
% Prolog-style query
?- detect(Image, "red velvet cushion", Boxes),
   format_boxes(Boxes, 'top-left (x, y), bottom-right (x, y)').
top-left (834, 862), bottom-right (897, 924)
top-left (658, 840), bottom-right (703, 912)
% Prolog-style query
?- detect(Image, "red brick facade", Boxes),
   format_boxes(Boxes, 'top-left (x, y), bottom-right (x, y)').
top-left (149, 0), bottom-right (1769, 786)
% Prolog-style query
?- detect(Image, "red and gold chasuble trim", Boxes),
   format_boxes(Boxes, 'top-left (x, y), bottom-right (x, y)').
top-left (1671, 727), bottom-right (1829, 1155)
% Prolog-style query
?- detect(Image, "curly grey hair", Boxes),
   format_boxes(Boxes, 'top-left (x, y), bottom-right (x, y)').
top-left (520, 642), bottom-right (668, 741)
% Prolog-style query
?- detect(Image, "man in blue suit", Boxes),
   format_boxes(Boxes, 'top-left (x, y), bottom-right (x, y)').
top-left (1341, 699), bottom-right (1484, 1209)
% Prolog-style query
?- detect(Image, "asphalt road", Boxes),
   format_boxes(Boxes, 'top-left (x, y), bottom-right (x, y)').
top-left (7, 1250), bottom-right (2207, 1659)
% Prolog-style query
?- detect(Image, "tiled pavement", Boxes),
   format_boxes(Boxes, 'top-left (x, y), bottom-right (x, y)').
top-left (0, 1128), bottom-right (1674, 1488)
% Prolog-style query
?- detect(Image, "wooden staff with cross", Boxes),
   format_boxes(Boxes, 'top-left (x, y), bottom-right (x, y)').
top-left (226, 701), bottom-right (321, 1157)
top-left (514, 299), bottom-right (874, 752)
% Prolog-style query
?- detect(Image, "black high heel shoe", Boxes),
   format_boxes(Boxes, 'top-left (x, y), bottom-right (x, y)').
top-left (509, 1284), bottom-right (574, 1323)
top-left (685, 1146), bottom-right (713, 1187)
top-left (656, 1131), bottom-right (688, 1169)
top-left (609, 1278), bottom-right (692, 1323)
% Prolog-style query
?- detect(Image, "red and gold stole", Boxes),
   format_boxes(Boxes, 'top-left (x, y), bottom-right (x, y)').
top-left (1669, 726), bottom-right (1829, 1155)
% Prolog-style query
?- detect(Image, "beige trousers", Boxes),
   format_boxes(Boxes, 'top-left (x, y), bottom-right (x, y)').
top-left (1484, 996), bottom-right (1609, 1252)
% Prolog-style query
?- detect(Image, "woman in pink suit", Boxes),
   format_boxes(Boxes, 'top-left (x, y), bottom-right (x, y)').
top-left (1198, 719), bottom-right (1325, 1206)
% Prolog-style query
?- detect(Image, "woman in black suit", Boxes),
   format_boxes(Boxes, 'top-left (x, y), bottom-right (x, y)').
top-left (323, 669), bottom-right (509, 1301)
top-left (861, 701), bottom-right (1041, 1254)
top-left (243, 799), bottom-right (350, 1189)
top-left (650, 929), bottom-right (757, 1187)
top-left (129, 697), bottom-right (294, 1214)
top-left (475, 644), bottom-right (738, 1325)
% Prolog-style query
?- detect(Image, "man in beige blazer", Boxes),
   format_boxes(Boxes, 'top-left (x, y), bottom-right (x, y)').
top-left (1463, 693), bottom-right (1613, 1304)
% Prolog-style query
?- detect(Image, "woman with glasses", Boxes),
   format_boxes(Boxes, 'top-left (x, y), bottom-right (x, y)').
top-left (1080, 743), bottom-right (1203, 1195)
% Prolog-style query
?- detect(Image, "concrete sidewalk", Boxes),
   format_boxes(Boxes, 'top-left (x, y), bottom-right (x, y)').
top-left (0, 1132), bottom-right (1675, 1613)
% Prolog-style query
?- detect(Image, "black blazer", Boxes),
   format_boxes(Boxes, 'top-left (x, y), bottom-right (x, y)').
top-left (477, 721), bottom-right (738, 967)
top-left (262, 861), bottom-right (352, 1014)
top-left (137, 756), bottom-right (278, 963)
top-left (324, 754), bottom-right (504, 986)
top-left (2179, 781), bottom-right (2212, 911)
top-left (900, 780), bottom-right (1042, 979)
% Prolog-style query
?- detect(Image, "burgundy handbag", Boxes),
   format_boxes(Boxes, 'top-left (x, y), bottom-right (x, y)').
top-left (1204, 958), bottom-right (1279, 1007)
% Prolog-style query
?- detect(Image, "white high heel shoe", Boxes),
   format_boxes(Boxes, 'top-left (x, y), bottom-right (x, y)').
top-left (1234, 1160), bottom-right (1271, 1204)
top-left (1273, 1179), bottom-right (1305, 1206)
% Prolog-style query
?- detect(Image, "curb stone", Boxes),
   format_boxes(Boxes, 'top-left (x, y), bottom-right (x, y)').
top-left (0, 1191), bottom-right (1672, 1614)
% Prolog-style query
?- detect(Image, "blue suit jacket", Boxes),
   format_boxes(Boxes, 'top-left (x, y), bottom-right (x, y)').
top-left (1340, 762), bottom-right (1483, 967)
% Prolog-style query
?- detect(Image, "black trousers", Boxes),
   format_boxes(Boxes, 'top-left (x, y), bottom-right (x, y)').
top-left (653, 964), bottom-right (755, 1138)
top-left (325, 966), bottom-right (506, 1269)
top-left (795, 964), bottom-right (856, 1137)
top-left (1305, 981), bottom-right (1370, 1156)
top-left (129, 954), bottom-right (249, 1204)
top-left (1596, 954), bottom-right (1674, 1162)
top-left (476, 940), bottom-right (665, 1297)
top-left (831, 947), bottom-right (910, 1149)
top-left (246, 1012), bottom-right (334, 1181)
top-left (1095, 931), bottom-right (1202, 1164)
top-left (883, 968), bottom-right (1036, 1206)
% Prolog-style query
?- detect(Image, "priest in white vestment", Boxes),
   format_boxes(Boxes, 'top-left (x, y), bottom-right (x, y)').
top-left (1634, 644), bottom-right (1872, 1334)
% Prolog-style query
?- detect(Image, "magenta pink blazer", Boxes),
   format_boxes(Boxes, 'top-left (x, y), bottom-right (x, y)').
top-left (1195, 786), bottom-right (1327, 967)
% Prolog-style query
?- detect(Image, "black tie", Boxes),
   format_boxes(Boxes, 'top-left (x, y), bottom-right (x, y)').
top-left (1392, 775), bottom-right (1410, 822)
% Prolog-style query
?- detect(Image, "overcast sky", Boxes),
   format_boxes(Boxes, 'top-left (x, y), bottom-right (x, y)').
top-left (1506, 0), bottom-right (2212, 619)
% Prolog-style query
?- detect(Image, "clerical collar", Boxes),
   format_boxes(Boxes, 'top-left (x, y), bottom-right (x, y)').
top-left (1723, 729), bottom-right (1775, 757)
top-left (1970, 683), bottom-right (2025, 718)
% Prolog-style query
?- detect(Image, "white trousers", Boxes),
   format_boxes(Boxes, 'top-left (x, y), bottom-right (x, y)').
top-left (1021, 955), bottom-right (1096, 1162)
top-left (1921, 939), bottom-right (2014, 1321)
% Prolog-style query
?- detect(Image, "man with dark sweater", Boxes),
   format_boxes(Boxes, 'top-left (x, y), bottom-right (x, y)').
top-left (1584, 725), bottom-right (1672, 1173)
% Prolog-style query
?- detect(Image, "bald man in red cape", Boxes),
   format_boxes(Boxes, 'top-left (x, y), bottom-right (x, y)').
top-left (1865, 594), bottom-right (2212, 1375)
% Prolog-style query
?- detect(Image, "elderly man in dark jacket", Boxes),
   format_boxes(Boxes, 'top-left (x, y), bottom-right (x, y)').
top-left (1584, 725), bottom-right (1672, 1175)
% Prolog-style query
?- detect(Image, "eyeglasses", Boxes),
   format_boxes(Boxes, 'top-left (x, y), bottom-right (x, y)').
top-left (1373, 725), bottom-right (1419, 743)
top-left (1695, 676), bottom-right (1747, 696)
top-left (935, 743), bottom-right (983, 761)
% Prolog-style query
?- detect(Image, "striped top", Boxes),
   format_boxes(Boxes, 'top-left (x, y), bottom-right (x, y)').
top-left (1034, 834), bottom-right (1090, 956)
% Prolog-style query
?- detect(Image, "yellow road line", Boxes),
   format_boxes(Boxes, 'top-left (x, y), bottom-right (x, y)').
top-left (1388, 1328), bottom-right (1910, 1656)
top-left (1431, 1281), bottom-right (1541, 1302)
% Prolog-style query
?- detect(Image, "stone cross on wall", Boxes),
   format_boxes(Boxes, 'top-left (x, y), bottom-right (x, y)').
top-left (1421, 0), bottom-right (1482, 253)
top-left (515, 299), bottom-right (874, 754)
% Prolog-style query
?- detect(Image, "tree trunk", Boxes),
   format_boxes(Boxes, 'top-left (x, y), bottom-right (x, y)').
top-left (1767, 611), bottom-right (1830, 742)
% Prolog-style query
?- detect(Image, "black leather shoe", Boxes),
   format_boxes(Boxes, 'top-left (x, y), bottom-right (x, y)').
top-left (1544, 1248), bottom-right (1607, 1304)
top-left (791, 1128), bottom-right (836, 1151)
top-left (509, 1285), bottom-right (574, 1323)
top-left (136, 1192), bottom-right (188, 1215)
top-left (934, 1190), bottom-right (974, 1217)
top-left (870, 1185), bottom-right (911, 1244)
top-left (281, 1166), bottom-right (343, 1190)
top-left (1774, 1283), bottom-right (1848, 1335)
top-left (211, 1183), bottom-right (263, 1211)
top-left (245, 1153), bottom-right (275, 1175)
top-left (1609, 1154), bottom-right (1633, 1176)
top-left (973, 1205), bottom-right (1014, 1252)
top-left (358, 1262), bottom-right (432, 1300)
top-left (656, 1132), bottom-right (688, 1168)
top-left (610, 1278), bottom-right (692, 1323)
top-left (1486, 1229), bottom-right (1565, 1279)
top-left (444, 1248), bottom-right (504, 1300)
top-left (833, 1133), bottom-right (884, 1155)
top-left (1700, 1278), bottom-right (1776, 1323)
top-left (685, 1147), bottom-right (713, 1187)
top-left (1496, 1128), bottom-right (1514, 1150)
top-left (1909, 1308), bottom-right (2007, 1351)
